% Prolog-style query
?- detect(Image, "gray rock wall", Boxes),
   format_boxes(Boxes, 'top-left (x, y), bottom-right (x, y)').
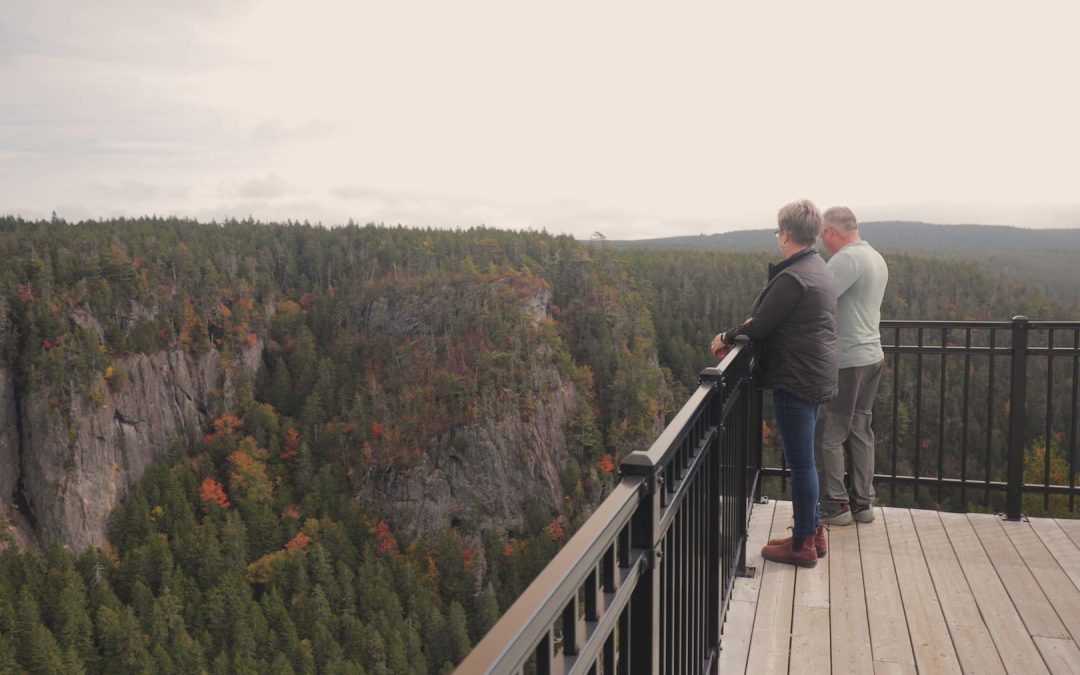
top-left (18, 343), bottom-right (260, 551)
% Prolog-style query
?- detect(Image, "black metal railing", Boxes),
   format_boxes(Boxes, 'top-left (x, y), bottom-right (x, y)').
top-left (762, 316), bottom-right (1080, 520)
top-left (456, 339), bottom-right (762, 674)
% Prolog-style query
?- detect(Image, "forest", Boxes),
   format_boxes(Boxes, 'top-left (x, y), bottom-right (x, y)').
top-left (0, 216), bottom-right (1078, 673)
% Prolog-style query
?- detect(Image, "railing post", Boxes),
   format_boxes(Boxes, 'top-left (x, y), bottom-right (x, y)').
top-left (620, 457), bottom-right (660, 674)
top-left (1006, 315), bottom-right (1029, 520)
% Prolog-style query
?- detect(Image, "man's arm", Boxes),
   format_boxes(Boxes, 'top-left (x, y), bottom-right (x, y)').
top-left (828, 250), bottom-right (859, 296)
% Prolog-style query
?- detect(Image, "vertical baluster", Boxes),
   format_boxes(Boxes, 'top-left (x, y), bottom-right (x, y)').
top-left (961, 328), bottom-right (972, 506)
top-left (536, 632), bottom-right (553, 675)
top-left (938, 326), bottom-right (947, 503)
top-left (1071, 329), bottom-right (1079, 513)
top-left (915, 327), bottom-right (924, 500)
top-left (891, 326), bottom-right (900, 502)
top-left (1006, 316), bottom-right (1029, 520)
top-left (563, 592), bottom-right (581, 657)
top-left (986, 329), bottom-right (997, 508)
top-left (586, 566), bottom-right (599, 622)
top-left (603, 631), bottom-right (616, 675)
top-left (1045, 329), bottom-right (1055, 511)
top-left (617, 606), bottom-right (629, 675)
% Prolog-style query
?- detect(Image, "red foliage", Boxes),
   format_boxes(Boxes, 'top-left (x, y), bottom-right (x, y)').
top-left (245, 332), bottom-right (259, 348)
top-left (299, 292), bottom-right (314, 309)
top-left (199, 477), bottom-right (230, 508)
top-left (42, 339), bottom-right (53, 352)
top-left (371, 422), bottom-right (384, 440)
top-left (371, 520), bottom-right (399, 559)
top-left (17, 285), bottom-right (33, 303)
top-left (598, 453), bottom-right (616, 473)
top-left (285, 531), bottom-right (312, 552)
top-left (205, 414), bottom-right (244, 445)
top-left (281, 428), bottom-right (300, 460)
top-left (282, 504), bottom-right (301, 520)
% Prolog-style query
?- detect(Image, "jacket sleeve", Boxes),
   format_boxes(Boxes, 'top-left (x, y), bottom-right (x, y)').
top-left (724, 274), bottom-right (805, 343)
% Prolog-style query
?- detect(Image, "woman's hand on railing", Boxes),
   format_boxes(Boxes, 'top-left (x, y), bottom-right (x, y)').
top-left (711, 332), bottom-right (731, 359)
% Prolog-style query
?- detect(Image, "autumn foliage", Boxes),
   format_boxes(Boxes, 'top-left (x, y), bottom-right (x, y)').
top-left (198, 477), bottom-right (229, 508)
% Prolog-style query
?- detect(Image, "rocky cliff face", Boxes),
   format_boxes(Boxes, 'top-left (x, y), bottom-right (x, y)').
top-left (379, 360), bottom-right (581, 535)
top-left (0, 368), bottom-right (25, 546)
top-left (13, 343), bottom-right (261, 551)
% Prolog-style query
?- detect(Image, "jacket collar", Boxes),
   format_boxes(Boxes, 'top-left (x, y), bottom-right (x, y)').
top-left (768, 247), bottom-right (818, 280)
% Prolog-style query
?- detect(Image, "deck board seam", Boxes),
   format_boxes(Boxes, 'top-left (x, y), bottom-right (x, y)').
top-left (882, 508), bottom-right (920, 670)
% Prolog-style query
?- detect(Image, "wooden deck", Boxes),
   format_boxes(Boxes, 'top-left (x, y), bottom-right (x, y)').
top-left (719, 500), bottom-right (1080, 674)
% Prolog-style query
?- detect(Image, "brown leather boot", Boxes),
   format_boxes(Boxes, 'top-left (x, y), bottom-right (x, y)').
top-left (761, 533), bottom-right (818, 568)
top-left (768, 524), bottom-right (827, 558)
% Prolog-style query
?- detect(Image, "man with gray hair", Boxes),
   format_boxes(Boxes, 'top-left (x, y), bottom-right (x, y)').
top-left (817, 206), bottom-right (888, 525)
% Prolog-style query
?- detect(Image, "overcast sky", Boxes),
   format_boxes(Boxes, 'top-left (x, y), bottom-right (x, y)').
top-left (3, 0), bottom-right (1079, 239)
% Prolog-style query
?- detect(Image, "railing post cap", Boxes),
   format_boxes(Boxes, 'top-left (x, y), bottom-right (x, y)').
top-left (619, 451), bottom-right (655, 470)
top-left (1012, 315), bottom-right (1029, 323)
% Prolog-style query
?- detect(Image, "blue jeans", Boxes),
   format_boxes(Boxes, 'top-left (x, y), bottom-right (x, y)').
top-left (773, 390), bottom-right (821, 538)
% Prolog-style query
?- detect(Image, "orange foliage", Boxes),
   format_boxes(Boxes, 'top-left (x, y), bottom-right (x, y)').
top-left (285, 531), bottom-right (312, 552)
top-left (199, 477), bottom-right (230, 508)
top-left (598, 453), bottom-right (616, 473)
top-left (371, 422), bottom-right (384, 440)
top-left (545, 516), bottom-right (566, 542)
top-left (281, 427), bottom-right (300, 460)
top-left (370, 520), bottom-right (399, 559)
top-left (245, 332), bottom-right (259, 348)
top-left (282, 504), bottom-right (302, 520)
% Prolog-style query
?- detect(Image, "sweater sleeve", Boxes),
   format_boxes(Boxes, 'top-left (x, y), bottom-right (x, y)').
top-left (724, 274), bottom-right (805, 343)
top-left (827, 250), bottom-right (859, 296)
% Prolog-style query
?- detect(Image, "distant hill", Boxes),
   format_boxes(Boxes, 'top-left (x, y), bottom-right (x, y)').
top-left (608, 221), bottom-right (1080, 252)
top-left (608, 222), bottom-right (1080, 300)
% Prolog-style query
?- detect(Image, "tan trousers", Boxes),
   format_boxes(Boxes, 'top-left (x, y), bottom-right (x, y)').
top-left (816, 360), bottom-right (884, 507)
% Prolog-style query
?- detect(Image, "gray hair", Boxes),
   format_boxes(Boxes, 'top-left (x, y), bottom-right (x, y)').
top-left (823, 206), bottom-right (858, 232)
top-left (777, 199), bottom-right (822, 245)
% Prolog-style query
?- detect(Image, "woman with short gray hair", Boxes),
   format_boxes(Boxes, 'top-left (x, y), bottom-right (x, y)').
top-left (710, 199), bottom-right (838, 567)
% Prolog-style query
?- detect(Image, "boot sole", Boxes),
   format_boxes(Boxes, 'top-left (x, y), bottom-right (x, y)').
top-left (853, 511), bottom-right (875, 523)
top-left (766, 541), bottom-right (827, 558)
top-left (821, 512), bottom-right (853, 526)
top-left (762, 552), bottom-right (818, 568)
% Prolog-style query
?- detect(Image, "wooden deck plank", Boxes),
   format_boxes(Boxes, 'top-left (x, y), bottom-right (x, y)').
top-left (736, 506), bottom-right (1080, 675)
top-left (732, 499), bottom-right (777, 603)
top-left (1057, 519), bottom-right (1080, 551)
top-left (790, 519), bottom-right (830, 669)
top-left (1033, 636), bottom-right (1080, 675)
top-left (881, 507), bottom-right (963, 675)
top-left (939, 511), bottom-right (1049, 674)
top-left (858, 508), bottom-right (916, 669)
top-left (910, 509), bottom-right (1006, 674)
top-left (967, 513), bottom-right (1069, 640)
top-left (720, 499), bottom-right (777, 675)
top-left (1030, 518), bottom-right (1080, 594)
top-left (745, 501), bottom-right (796, 675)
top-left (829, 519), bottom-right (873, 674)
top-left (873, 662), bottom-right (918, 675)
top-left (1000, 518), bottom-right (1080, 645)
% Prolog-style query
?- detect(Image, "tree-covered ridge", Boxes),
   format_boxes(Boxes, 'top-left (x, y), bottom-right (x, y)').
top-left (2, 216), bottom-right (1078, 673)
top-left (0, 216), bottom-right (671, 673)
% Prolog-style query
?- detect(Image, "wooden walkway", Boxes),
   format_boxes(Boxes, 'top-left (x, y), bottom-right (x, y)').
top-left (719, 500), bottom-right (1080, 674)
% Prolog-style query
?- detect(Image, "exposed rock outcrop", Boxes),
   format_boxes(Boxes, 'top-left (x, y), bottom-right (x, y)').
top-left (380, 361), bottom-right (580, 534)
top-left (18, 343), bottom-right (261, 551)
top-left (0, 368), bottom-right (17, 511)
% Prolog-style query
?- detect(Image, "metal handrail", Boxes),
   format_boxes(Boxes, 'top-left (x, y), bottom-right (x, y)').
top-left (457, 341), bottom-right (762, 674)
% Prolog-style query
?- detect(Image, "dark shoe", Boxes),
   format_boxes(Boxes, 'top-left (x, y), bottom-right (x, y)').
top-left (852, 502), bottom-right (875, 523)
top-left (768, 524), bottom-right (827, 558)
top-left (761, 534), bottom-right (818, 568)
top-left (820, 502), bottom-right (853, 526)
